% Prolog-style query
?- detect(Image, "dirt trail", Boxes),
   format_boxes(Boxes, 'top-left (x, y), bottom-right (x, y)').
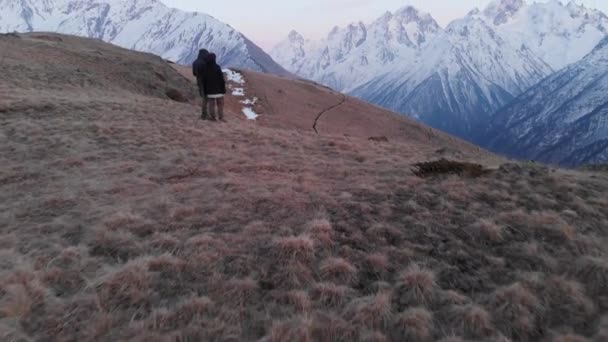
top-left (312, 94), bottom-right (347, 134)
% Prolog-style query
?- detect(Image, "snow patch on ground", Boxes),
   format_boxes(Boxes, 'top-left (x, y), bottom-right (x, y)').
top-left (223, 69), bottom-right (259, 120)
top-left (224, 69), bottom-right (245, 84)
top-left (240, 97), bottom-right (258, 105)
top-left (242, 107), bottom-right (258, 120)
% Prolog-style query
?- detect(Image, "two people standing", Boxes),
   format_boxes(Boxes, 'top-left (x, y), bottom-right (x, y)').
top-left (192, 49), bottom-right (227, 122)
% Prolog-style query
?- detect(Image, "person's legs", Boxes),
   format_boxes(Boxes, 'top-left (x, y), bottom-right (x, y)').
top-left (217, 97), bottom-right (225, 122)
top-left (208, 98), bottom-right (217, 121)
top-left (199, 83), bottom-right (208, 120)
top-left (201, 96), bottom-right (209, 120)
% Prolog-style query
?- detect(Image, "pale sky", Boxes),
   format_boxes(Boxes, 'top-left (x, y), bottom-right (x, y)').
top-left (160, 0), bottom-right (608, 50)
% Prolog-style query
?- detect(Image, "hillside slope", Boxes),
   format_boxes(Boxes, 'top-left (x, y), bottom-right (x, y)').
top-left (2, 33), bottom-right (608, 342)
top-left (0, 0), bottom-right (290, 74)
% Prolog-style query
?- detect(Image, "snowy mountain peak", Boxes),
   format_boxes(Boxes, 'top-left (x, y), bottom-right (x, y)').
top-left (483, 0), bottom-right (524, 25)
top-left (472, 0), bottom-right (608, 70)
top-left (467, 8), bottom-right (481, 17)
top-left (0, 0), bottom-right (290, 75)
top-left (394, 6), bottom-right (430, 22)
top-left (288, 30), bottom-right (304, 43)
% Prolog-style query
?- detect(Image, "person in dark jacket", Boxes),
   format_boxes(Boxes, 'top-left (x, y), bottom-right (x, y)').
top-left (192, 49), bottom-right (209, 120)
top-left (203, 53), bottom-right (227, 122)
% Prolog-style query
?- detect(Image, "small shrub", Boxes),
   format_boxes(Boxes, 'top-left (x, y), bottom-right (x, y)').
top-left (413, 159), bottom-right (489, 178)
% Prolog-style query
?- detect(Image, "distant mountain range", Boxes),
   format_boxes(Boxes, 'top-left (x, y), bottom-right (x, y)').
top-left (484, 36), bottom-right (608, 166)
top-left (0, 0), bottom-right (289, 74)
top-left (271, 0), bottom-right (608, 165)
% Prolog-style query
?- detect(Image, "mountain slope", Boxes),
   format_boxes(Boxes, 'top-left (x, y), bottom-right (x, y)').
top-left (271, 1), bottom-right (608, 143)
top-left (0, 0), bottom-right (289, 74)
top-left (484, 37), bottom-right (608, 166)
top-left (349, 15), bottom-right (551, 141)
top-left (271, 5), bottom-right (552, 141)
top-left (271, 7), bottom-right (442, 92)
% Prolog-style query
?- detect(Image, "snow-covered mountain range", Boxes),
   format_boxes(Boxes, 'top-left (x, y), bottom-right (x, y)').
top-left (271, 0), bottom-right (608, 142)
top-left (0, 0), bottom-right (289, 74)
top-left (484, 37), bottom-right (608, 166)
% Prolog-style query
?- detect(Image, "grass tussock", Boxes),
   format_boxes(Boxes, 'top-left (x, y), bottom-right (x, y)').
top-left (268, 317), bottom-right (313, 342)
top-left (393, 263), bottom-right (437, 309)
top-left (470, 218), bottom-right (504, 243)
top-left (571, 256), bottom-right (608, 299)
top-left (274, 235), bottom-right (315, 263)
top-left (96, 262), bottom-right (151, 311)
top-left (489, 283), bottom-right (544, 340)
top-left (444, 304), bottom-right (495, 339)
top-left (392, 307), bottom-right (433, 342)
top-left (320, 257), bottom-right (358, 284)
top-left (345, 292), bottom-right (393, 330)
top-left (312, 282), bottom-right (354, 308)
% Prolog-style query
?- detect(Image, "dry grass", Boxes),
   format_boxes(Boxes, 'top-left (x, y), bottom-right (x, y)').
top-left (312, 282), bottom-right (354, 308)
top-left (470, 218), bottom-right (504, 243)
top-left (571, 257), bottom-right (608, 299)
top-left (392, 307), bottom-right (433, 342)
top-left (274, 235), bottom-right (315, 263)
top-left (319, 257), bottom-right (358, 284)
top-left (489, 283), bottom-right (544, 340)
top-left (2, 32), bottom-right (608, 341)
top-left (393, 263), bottom-right (437, 309)
top-left (443, 304), bottom-right (494, 339)
top-left (345, 292), bottom-right (393, 330)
